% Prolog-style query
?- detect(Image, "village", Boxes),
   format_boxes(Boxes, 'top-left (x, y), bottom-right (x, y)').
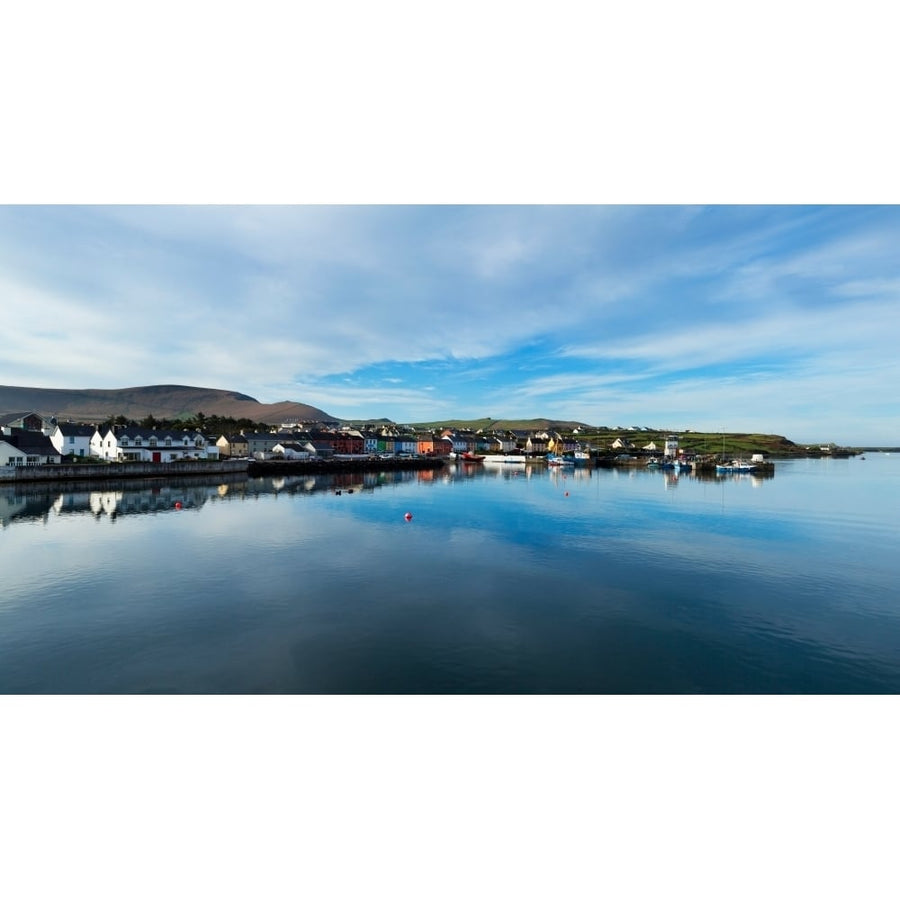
top-left (0, 410), bottom-right (677, 472)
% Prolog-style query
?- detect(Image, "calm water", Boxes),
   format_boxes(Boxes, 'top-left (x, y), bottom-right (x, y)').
top-left (1, 454), bottom-right (898, 693)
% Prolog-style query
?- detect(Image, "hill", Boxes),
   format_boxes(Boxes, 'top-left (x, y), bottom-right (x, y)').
top-left (0, 384), bottom-right (334, 426)
top-left (405, 417), bottom-right (594, 432)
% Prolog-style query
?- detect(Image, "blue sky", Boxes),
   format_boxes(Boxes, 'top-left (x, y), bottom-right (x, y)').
top-left (0, 205), bottom-right (897, 444)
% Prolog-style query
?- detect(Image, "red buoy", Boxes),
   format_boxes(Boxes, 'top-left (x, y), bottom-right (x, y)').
top-left (174, 501), bottom-right (183, 509)
top-left (404, 512), bottom-right (413, 521)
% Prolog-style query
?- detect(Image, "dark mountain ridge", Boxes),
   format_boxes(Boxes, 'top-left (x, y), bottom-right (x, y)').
top-left (0, 384), bottom-right (333, 426)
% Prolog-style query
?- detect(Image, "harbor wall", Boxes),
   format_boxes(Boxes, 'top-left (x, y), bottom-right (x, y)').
top-left (0, 459), bottom-right (249, 484)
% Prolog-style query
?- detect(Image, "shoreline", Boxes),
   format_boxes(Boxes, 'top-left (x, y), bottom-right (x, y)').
top-left (3, 447), bottom-right (868, 486)
top-left (0, 456), bottom-right (446, 485)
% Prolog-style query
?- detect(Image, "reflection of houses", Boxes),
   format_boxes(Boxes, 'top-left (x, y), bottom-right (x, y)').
top-left (91, 426), bottom-right (218, 462)
top-left (50, 485), bottom-right (217, 517)
top-left (86, 486), bottom-right (213, 516)
top-left (1, 488), bottom-right (57, 526)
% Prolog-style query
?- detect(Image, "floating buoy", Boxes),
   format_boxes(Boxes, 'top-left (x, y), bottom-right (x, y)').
top-left (174, 501), bottom-right (183, 509)
top-left (404, 512), bottom-right (413, 521)
top-left (564, 491), bottom-right (569, 497)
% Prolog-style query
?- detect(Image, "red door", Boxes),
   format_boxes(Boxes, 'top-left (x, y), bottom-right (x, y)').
top-left (152, 452), bottom-right (161, 462)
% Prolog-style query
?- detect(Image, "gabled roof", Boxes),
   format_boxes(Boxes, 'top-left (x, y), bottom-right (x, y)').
top-left (274, 442), bottom-right (312, 452)
top-left (0, 411), bottom-right (43, 427)
top-left (114, 426), bottom-right (208, 442)
top-left (242, 432), bottom-right (283, 442)
top-left (55, 423), bottom-right (96, 438)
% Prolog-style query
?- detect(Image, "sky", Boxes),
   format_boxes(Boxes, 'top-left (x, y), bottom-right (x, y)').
top-left (0, 204), bottom-right (898, 445)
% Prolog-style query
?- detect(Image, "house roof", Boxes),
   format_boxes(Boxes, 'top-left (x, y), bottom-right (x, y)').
top-left (56, 423), bottom-right (96, 438)
top-left (4, 429), bottom-right (58, 454)
top-left (113, 426), bottom-right (207, 442)
top-left (242, 432), bottom-right (283, 442)
top-left (0, 412), bottom-right (43, 427)
top-left (275, 442), bottom-right (310, 452)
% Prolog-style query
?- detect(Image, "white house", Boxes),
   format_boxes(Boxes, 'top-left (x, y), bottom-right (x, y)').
top-left (0, 430), bottom-right (62, 466)
top-left (396, 434), bottom-right (419, 456)
top-left (272, 441), bottom-right (314, 460)
top-left (0, 439), bottom-right (28, 467)
top-left (50, 423), bottom-right (96, 459)
top-left (91, 426), bottom-right (218, 462)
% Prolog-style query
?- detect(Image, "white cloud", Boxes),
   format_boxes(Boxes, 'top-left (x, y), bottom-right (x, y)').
top-left (2, 206), bottom-right (898, 443)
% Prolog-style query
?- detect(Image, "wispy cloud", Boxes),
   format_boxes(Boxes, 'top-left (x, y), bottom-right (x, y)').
top-left (2, 205), bottom-right (898, 443)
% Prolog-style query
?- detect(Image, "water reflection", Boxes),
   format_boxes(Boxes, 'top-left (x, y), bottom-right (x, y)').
top-left (0, 468), bottom-right (437, 527)
top-left (1, 457), bottom-right (899, 693)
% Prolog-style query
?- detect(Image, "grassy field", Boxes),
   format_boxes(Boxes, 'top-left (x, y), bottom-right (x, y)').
top-left (400, 421), bottom-right (832, 457)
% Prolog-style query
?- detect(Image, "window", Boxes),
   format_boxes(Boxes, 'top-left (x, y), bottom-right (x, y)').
top-left (69, 436), bottom-right (75, 444)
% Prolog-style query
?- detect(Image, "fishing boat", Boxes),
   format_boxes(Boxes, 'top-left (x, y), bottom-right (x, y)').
top-left (547, 454), bottom-right (574, 467)
top-left (716, 459), bottom-right (757, 474)
top-left (455, 451), bottom-right (485, 463)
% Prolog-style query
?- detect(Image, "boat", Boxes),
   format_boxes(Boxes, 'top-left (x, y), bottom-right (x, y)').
top-left (546, 454), bottom-right (574, 467)
top-left (482, 454), bottom-right (527, 464)
top-left (716, 459), bottom-right (757, 474)
top-left (455, 451), bottom-right (485, 463)
top-left (661, 457), bottom-right (691, 470)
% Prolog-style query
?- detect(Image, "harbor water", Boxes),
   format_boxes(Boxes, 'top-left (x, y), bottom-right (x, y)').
top-left (1, 454), bottom-right (898, 693)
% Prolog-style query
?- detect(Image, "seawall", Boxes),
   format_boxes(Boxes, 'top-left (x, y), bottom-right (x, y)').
top-left (0, 459), bottom-right (249, 484)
